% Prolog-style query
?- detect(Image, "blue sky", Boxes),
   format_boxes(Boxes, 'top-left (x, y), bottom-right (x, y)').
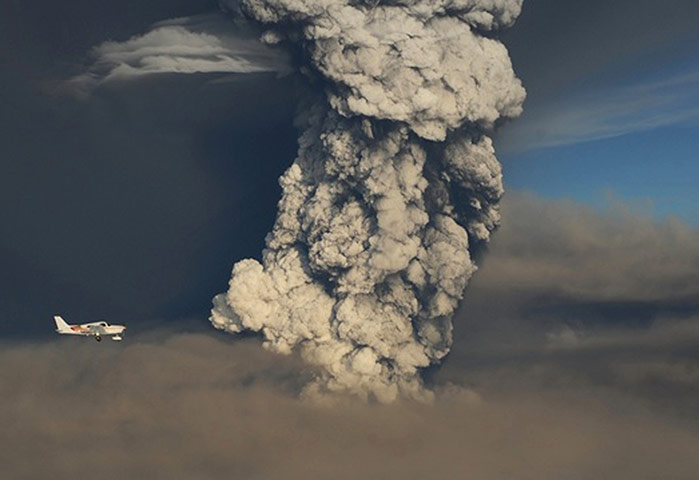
top-left (499, 42), bottom-right (699, 225)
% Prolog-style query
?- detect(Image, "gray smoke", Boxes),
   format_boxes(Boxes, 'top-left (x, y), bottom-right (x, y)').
top-left (211, 0), bottom-right (525, 402)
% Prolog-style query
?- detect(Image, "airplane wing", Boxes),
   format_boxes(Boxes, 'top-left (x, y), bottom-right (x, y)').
top-left (54, 316), bottom-right (94, 336)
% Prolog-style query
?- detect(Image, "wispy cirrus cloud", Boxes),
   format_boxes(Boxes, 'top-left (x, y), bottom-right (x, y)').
top-left (498, 70), bottom-right (699, 153)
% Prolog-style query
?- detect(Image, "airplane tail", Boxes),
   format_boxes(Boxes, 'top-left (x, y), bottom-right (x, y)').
top-left (54, 315), bottom-right (72, 333)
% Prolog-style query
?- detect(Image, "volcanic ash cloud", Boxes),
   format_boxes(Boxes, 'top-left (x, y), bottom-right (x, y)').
top-left (211, 0), bottom-right (526, 402)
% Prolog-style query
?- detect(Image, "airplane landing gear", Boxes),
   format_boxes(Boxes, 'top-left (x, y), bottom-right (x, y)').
top-left (95, 335), bottom-right (102, 342)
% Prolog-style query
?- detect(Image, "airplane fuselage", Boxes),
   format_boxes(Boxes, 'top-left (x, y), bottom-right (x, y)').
top-left (54, 316), bottom-right (126, 341)
top-left (64, 323), bottom-right (126, 336)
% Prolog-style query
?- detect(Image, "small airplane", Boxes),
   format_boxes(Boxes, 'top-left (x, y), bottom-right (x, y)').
top-left (54, 315), bottom-right (126, 342)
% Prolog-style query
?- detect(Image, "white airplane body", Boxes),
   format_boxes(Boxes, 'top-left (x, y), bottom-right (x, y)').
top-left (54, 315), bottom-right (126, 342)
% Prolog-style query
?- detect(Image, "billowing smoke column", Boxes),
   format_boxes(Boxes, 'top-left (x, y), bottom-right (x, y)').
top-left (211, 0), bottom-right (526, 402)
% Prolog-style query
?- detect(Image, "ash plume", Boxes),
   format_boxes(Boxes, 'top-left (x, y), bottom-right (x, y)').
top-left (211, 0), bottom-right (526, 401)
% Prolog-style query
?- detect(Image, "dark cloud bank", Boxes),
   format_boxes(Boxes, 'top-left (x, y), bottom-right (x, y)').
top-left (3, 194), bottom-right (698, 479)
top-left (0, 0), bottom-right (299, 335)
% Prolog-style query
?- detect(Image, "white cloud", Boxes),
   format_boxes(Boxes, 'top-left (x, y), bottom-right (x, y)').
top-left (68, 14), bottom-right (291, 94)
top-left (498, 70), bottom-right (699, 153)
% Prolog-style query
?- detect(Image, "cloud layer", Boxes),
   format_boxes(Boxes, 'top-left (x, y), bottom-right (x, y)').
top-left (471, 191), bottom-right (699, 304)
top-left (2, 333), bottom-right (698, 480)
top-left (3, 195), bottom-right (699, 479)
top-left (439, 193), bottom-right (699, 418)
